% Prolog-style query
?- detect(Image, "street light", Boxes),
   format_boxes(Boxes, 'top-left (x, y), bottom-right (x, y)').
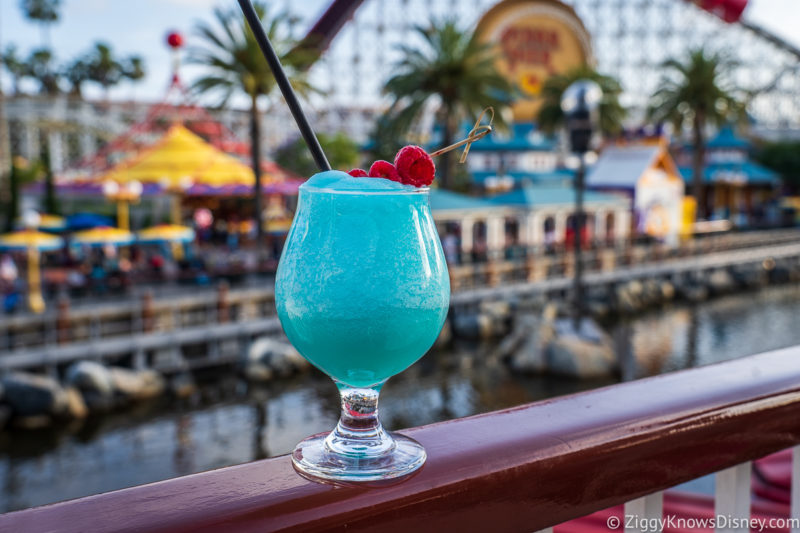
top-left (21, 209), bottom-right (45, 314)
top-left (561, 80), bottom-right (602, 329)
top-left (103, 179), bottom-right (143, 231)
top-left (157, 176), bottom-right (193, 260)
top-left (159, 175), bottom-right (193, 226)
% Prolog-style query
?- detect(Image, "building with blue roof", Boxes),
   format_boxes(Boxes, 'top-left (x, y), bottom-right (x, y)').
top-left (429, 188), bottom-right (505, 215)
top-left (486, 186), bottom-right (627, 208)
top-left (674, 125), bottom-right (780, 225)
top-left (587, 141), bottom-right (685, 243)
top-left (427, 185), bottom-right (629, 263)
top-left (676, 162), bottom-right (779, 186)
top-left (469, 169), bottom-right (574, 188)
top-left (425, 121), bottom-right (568, 192)
top-left (487, 185), bottom-right (630, 247)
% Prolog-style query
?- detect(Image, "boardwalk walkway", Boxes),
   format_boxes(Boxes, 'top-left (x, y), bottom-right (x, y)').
top-left (451, 240), bottom-right (800, 307)
top-left (1, 231), bottom-right (799, 373)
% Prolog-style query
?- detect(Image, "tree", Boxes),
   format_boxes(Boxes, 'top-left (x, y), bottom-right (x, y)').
top-left (26, 48), bottom-right (60, 95)
top-left (123, 56), bottom-right (146, 85)
top-left (756, 141), bottom-right (800, 191)
top-left (366, 115), bottom-right (406, 165)
top-left (536, 67), bottom-right (626, 137)
top-left (4, 156), bottom-right (43, 232)
top-left (275, 132), bottom-right (359, 178)
top-left (85, 42), bottom-right (123, 98)
top-left (72, 43), bottom-right (146, 98)
top-left (648, 48), bottom-right (743, 219)
top-left (2, 45), bottom-right (29, 95)
top-left (189, 2), bottom-right (315, 242)
top-left (19, 49), bottom-right (60, 213)
top-left (381, 19), bottom-right (513, 189)
top-left (19, 0), bottom-right (61, 49)
top-left (40, 142), bottom-right (58, 215)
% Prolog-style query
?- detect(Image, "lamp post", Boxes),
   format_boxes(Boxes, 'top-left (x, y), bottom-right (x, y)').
top-left (21, 209), bottom-right (45, 314)
top-left (103, 180), bottom-right (143, 231)
top-left (561, 80), bottom-right (602, 330)
top-left (160, 176), bottom-right (192, 226)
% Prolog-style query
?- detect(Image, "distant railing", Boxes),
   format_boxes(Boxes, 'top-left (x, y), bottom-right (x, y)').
top-left (448, 227), bottom-right (800, 292)
top-left (3, 346), bottom-right (800, 532)
top-left (0, 284), bottom-right (276, 353)
top-left (2, 227), bottom-right (799, 353)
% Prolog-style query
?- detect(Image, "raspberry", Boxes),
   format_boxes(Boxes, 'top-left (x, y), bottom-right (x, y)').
top-left (394, 145), bottom-right (435, 187)
top-left (347, 168), bottom-right (368, 177)
top-left (368, 160), bottom-right (402, 182)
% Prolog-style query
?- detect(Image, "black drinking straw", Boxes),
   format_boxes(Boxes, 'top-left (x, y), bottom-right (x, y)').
top-left (237, 0), bottom-right (331, 172)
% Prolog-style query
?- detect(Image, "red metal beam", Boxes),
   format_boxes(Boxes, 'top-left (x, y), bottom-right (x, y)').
top-left (4, 346), bottom-right (800, 532)
top-left (688, 0), bottom-right (748, 23)
top-left (683, 0), bottom-right (800, 60)
top-left (291, 0), bottom-right (366, 68)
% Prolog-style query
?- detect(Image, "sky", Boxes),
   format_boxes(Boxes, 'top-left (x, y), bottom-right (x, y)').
top-left (0, 0), bottom-right (798, 107)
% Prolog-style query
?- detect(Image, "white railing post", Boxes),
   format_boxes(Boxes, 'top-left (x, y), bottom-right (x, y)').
top-left (792, 446), bottom-right (800, 533)
top-left (625, 492), bottom-right (663, 533)
top-left (715, 462), bottom-right (751, 533)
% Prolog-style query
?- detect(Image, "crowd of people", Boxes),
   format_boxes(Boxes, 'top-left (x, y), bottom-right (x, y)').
top-left (0, 236), bottom-right (285, 314)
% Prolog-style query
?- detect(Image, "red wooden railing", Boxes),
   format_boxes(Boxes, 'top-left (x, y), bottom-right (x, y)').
top-left (3, 346), bottom-right (800, 532)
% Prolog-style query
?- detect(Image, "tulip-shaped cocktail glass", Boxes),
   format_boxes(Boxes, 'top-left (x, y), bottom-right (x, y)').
top-left (275, 171), bottom-right (450, 482)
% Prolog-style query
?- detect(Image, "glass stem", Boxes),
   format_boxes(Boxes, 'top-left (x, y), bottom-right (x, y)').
top-left (325, 381), bottom-right (395, 457)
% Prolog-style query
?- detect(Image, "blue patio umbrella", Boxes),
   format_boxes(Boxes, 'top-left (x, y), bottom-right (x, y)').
top-left (66, 213), bottom-right (114, 230)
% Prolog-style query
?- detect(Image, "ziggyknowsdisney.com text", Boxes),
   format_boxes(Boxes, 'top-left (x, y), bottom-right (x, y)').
top-left (606, 514), bottom-right (800, 531)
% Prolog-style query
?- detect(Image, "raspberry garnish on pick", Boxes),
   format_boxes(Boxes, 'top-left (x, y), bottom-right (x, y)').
top-left (368, 160), bottom-right (402, 183)
top-left (394, 145), bottom-right (435, 187)
top-left (347, 168), bottom-right (368, 177)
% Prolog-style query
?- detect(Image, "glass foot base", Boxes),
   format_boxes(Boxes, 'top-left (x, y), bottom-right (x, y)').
top-left (292, 431), bottom-right (426, 482)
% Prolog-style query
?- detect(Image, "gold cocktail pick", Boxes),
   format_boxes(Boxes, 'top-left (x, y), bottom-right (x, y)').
top-left (430, 107), bottom-right (495, 164)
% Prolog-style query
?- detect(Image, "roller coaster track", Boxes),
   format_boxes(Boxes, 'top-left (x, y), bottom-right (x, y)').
top-left (299, 0), bottom-right (800, 63)
top-left (295, 0), bottom-right (800, 130)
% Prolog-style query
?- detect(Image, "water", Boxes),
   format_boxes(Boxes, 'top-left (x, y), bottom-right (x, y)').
top-left (276, 172), bottom-right (450, 388)
top-left (1, 283), bottom-right (800, 512)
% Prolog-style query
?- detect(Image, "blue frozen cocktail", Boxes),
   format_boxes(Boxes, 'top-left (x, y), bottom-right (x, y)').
top-left (276, 169), bottom-right (449, 481)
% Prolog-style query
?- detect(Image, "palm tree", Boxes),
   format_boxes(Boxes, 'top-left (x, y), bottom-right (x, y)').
top-left (536, 67), bottom-right (626, 137)
top-left (4, 156), bottom-right (43, 231)
top-left (367, 115), bottom-right (406, 167)
top-left (123, 56), bottom-right (146, 85)
top-left (70, 43), bottom-right (146, 99)
top-left (121, 55), bottom-right (147, 99)
top-left (63, 56), bottom-right (90, 97)
top-left (381, 19), bottom-right (513, 189)
top-left (2, 45), bottom-right (29, 95)
top-left (648, 48), bottom-right (742, 219)
top-left (19, 0), bottom-right (61, 49)
top-left (26, 48), bottom-right (60, 95)
top-left (85, 42), bottom-right (123, 99)
top-left (275, 132), bottom-right (359, 178)
top-left (189, 2), bottom-right (314, 242)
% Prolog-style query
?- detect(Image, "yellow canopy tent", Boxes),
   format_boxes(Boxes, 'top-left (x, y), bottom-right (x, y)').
top-left (137, 224), bottom-right (195, 243)
top-left (137, 224), bottom-right (195, 259)
top-left (99, 124), bottom-right (257, 223)
top-left (14, 214), bottom-right (66, 232)
top-left (71, 227), bottom-right (135, 247)
top-left (99, 124), bottom-right (255, 187)
top-left (0, 230), bottom-right (63, 251)
top-left (0, 230), bottom-right (64, 313)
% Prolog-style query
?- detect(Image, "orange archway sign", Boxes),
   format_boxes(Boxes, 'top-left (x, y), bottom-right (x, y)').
top-left (475, 0), bottom-right (594, 122)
